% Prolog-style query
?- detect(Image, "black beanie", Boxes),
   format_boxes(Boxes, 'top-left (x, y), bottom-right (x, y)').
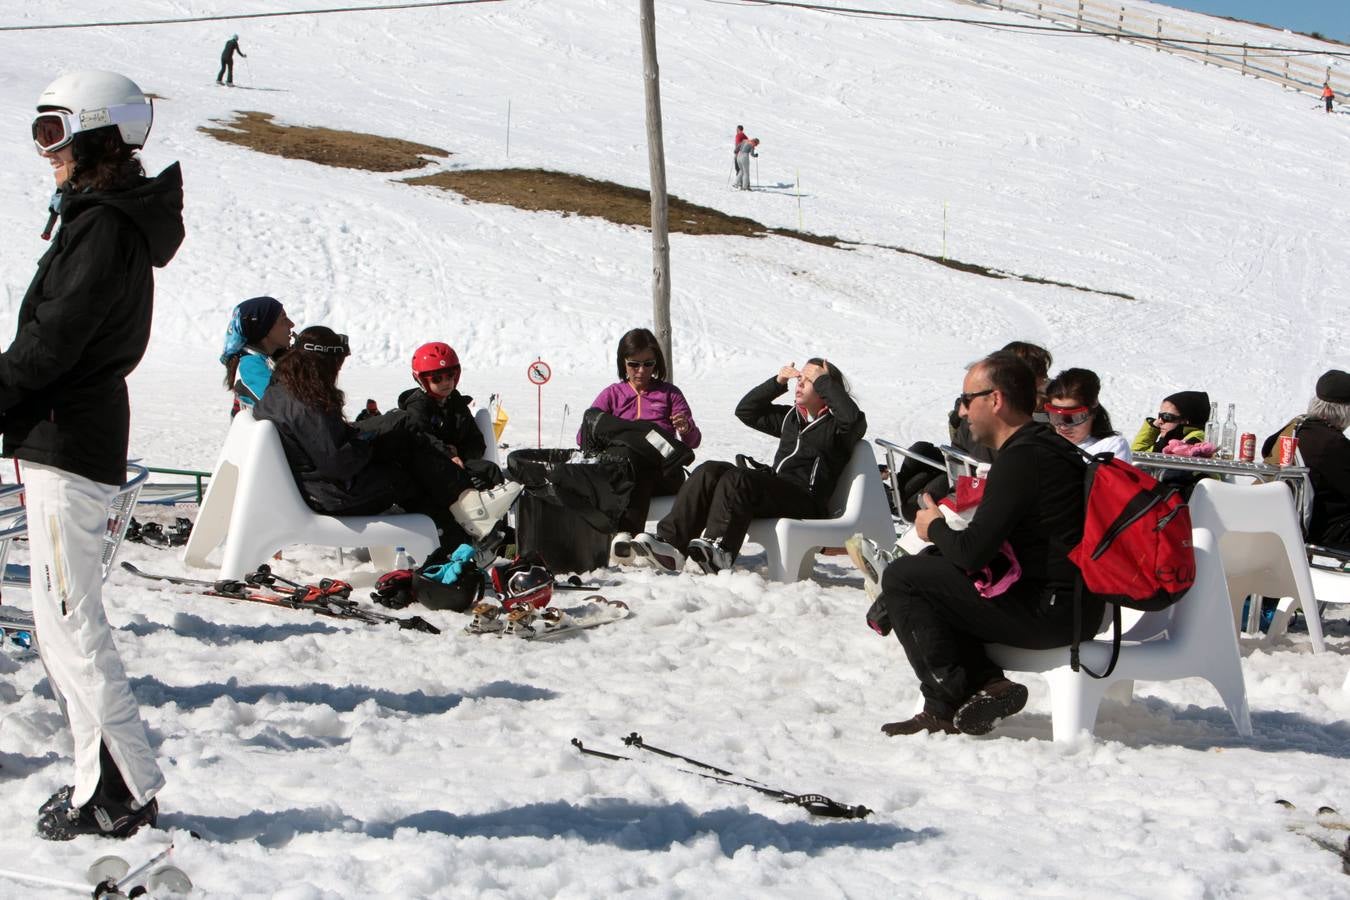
top-left (1315, 369), bottom-right (1350, 404)
top-left (1163, 390), bottom-right (1210, 426)
top-left (237, 296), bottom-right (283, 345)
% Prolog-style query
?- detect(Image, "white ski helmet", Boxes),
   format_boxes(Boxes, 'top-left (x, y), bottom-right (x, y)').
top-left (32, 70), bottom-right (152, 153)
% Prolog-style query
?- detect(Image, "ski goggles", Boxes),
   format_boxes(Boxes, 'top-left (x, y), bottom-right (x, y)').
top-left (1043, 404), bottom-right (1094, 428)
top-left (31, 102), bottom-right (153, 154)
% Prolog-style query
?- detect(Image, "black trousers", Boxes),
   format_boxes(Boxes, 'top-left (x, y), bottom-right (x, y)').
top-left (620, 466), bottom-right (685, 535)
top-left (217, 60), bottom-right (234, 83)
top-left (880, 553), bottom-right (1103, 718)
top-left (656, 460), bottom-right (821, 556)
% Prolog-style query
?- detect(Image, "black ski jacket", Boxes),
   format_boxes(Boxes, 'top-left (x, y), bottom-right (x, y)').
top-left (0, 164), bottom-right (185, 485)
top-left (928, 422), bottom-right (1086, 593)
top-left (254, 382), bottom-right (406, 514)
top-left (734, 371), bottom-right (867, 502)
top-left (396, 387), bottom-right (486, 460)
top-left (1262, 417), bottom-right (1350, 545)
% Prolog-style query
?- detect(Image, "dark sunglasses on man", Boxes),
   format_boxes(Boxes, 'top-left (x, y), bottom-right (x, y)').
top-left (625, 359), bottom-right (657, 370)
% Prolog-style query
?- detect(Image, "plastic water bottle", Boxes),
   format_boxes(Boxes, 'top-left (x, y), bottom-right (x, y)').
top-left (1220, 404), bottom-right (1238, 459)
top-left (394, 547), bottom-right (411, 571)
top-left (1203, 401), bottom-right (1220, 447)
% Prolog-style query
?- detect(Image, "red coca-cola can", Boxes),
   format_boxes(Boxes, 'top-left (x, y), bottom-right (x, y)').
top-left (1278, 434), bottom-right (1299, 467)
top-left (1238, 433), bottom-right (1256, 462)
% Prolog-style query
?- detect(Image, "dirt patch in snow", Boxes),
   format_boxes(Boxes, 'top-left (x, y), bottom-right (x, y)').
top-left (199, 110), bottom-right (449, 172)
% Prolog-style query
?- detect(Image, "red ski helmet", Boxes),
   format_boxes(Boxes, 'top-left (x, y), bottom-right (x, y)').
top-left (411, 342), bottom-right (461, 385)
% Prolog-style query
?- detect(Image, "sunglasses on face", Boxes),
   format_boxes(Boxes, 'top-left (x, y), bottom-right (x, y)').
top-left (625, 359), bottom-right (657, 370)
top-left (956, 388), bottom-right (995, 408)
top-left (426, 366), bottom-right (461, 385)
top-left (1155, 411), bottom-right (1185, 424)
top-left (1044, 403), bottom-right (1094, 428)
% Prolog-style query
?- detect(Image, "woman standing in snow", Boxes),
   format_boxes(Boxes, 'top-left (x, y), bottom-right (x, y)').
top-left (1043, 368), bottom-right (1131, 462)
top-left (0, 71), bottom-right (183, 840)
top-left (220, 295), bottom-right (293, 413)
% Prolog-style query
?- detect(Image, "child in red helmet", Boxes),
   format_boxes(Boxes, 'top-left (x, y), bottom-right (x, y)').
top-left (397, 341), bottom-right (503, 489)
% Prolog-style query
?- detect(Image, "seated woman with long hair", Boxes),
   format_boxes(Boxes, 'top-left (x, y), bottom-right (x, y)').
top-left (580, 327), bottom-right (701, 563)
top-left (1043, 368), bottom-right (1132, 462)
top-left (252, 326), bottom-right (520, 557)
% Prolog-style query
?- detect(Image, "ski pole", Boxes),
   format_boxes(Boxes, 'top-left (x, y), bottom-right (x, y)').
top-left (587, 734), bottom-right (873, 819)
top-left (557, 403), bottom-right (570, 449)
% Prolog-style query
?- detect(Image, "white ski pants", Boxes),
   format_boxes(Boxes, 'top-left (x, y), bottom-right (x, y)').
top-left (24, 462), bottom-right (163, 808)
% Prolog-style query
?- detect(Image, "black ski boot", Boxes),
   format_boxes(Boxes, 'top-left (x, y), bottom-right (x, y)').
top-left (37, 790), bottom-right (158, 841)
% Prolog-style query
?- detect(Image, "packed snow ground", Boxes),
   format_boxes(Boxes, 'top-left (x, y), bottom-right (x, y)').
top-left (0, 0), bottom-right (1348, 896)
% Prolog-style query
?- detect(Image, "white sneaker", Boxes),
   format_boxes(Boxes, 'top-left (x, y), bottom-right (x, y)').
top-left (450, 481), bottom-right (525, 539)
top-left (631, 532), bottom-right (685, 574)
top-left (686, 538), bottom-right (734, 575)
top-left (610, 532), bottom-right (638, 567)
top-left (844, 533), bottom-right (895, 602)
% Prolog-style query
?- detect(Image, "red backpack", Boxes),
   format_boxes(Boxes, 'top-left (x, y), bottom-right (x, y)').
top-left (1065, 451), bottom-right (1196, 677)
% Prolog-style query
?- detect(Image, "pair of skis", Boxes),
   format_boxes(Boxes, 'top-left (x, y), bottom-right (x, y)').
top-left (121, 562), bottom-right (440, 634)
top-left (0, 841), bottom-right (189, 897)
top-left (573, 732), bottom-right (871, 820)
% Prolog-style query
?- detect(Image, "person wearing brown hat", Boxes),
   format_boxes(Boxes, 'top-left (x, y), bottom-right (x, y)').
top-left (1131, 389), bottom-right (1210, 453)
top-left (1261, 369), bottom-right (1350, 549)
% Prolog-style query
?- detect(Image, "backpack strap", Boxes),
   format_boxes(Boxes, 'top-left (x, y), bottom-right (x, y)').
top-left (1070, 579), bottom-right (1122, 680)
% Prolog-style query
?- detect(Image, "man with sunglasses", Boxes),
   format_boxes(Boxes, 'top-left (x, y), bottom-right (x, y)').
top-left (868, 351), bottom-right (1103, 737)
top-left (2, 70), bottom-right (183, 839)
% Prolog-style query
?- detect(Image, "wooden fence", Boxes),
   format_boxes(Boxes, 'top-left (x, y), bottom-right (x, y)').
top-left (960, 0), bottom-right (1348, 102)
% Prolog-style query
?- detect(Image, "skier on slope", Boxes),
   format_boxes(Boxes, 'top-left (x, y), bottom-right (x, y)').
top-left (733, 124), bottom-right (750, 179)
top-left (217, 34), bottom-right (246, 85)
top-left (1324, 82), bottom-right (1335, 114)
top-left (0, 70), bottom-right (183, 840)
top-left (735, 137), bottom-right (759, 191)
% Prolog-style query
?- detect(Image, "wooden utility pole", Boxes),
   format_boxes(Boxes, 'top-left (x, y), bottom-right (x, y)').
top-left (640, 0), bottom-right (673, 379)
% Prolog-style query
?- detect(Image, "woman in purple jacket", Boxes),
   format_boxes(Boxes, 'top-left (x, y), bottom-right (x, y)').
top-left (586, 328), bottom-right (701, 560)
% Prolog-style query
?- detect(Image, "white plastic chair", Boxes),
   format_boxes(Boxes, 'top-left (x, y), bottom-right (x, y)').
top-left (644, 440), bottom-right (896, 582)
top-left (1192, 480), bottom-right (1325, 653)
top-left (986, 479), bottom-right (1252, 742)
top-left (746, 440), bottom-right (895, 581)
top-left (182, 410), bottom-right (439, 579)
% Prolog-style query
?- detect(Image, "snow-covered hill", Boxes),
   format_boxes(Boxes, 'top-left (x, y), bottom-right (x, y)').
top-left (0, 1), bottom-right (1346, 896)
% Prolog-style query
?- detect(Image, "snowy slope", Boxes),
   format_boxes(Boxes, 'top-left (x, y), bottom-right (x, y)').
top-left (0, 1), bottom-right (1347, 896)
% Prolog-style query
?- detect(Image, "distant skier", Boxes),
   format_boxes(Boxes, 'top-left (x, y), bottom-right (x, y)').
top-left (217, 34), bottom-right (246, 85)
top-left (735, 137), bottom-right (759, 191)
top-left (1324, 82), bottom-right (1335, 114)
top-left (732, 124), bottom-right (749, 179)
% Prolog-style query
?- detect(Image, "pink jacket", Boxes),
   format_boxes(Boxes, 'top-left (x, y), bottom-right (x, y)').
top-left (580, 380), bottom-right (702, 448)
